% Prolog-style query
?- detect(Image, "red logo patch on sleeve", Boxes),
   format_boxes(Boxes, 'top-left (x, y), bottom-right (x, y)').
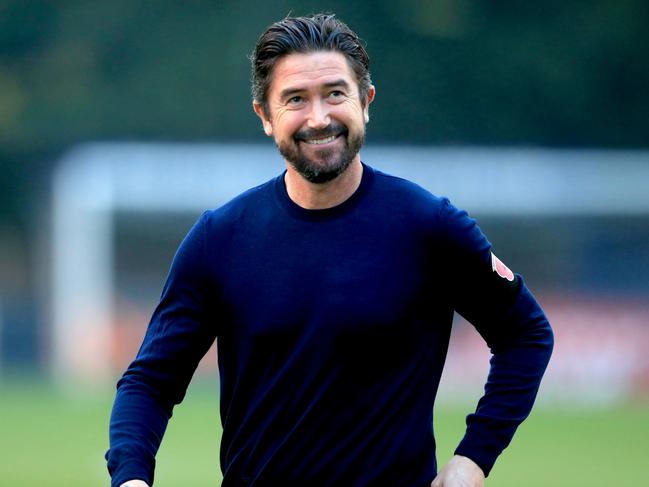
top-left (491, 253), bottom-right (515, 281)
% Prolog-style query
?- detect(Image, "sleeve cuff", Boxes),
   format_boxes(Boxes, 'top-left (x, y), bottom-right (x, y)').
top-left (109, 459), bottom-right (154, 487)
top-left (454, 436), bottom-right (500, 477)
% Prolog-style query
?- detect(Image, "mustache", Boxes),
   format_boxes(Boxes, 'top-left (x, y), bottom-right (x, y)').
top-left (294, 122), bottom-right (347, 141)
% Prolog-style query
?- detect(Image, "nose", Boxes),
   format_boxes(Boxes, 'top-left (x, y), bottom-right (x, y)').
top-left (307, 99), bottom-right (331, 129)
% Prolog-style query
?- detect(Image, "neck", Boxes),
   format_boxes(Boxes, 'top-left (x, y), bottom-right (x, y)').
top-left (284, 158), bottom-right (363, 210)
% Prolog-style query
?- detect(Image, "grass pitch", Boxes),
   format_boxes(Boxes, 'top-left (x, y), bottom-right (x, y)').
top-left (1, 379), bottom-right (646, 486)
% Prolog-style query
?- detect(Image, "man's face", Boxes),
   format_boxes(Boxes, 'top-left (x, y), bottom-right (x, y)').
top-left (254, 51), bottom-right (375, 184)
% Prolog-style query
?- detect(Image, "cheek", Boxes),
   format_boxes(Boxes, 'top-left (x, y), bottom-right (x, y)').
top-left (337, 101), bottom-right (365, 124)
top-left (273, 111), bottom-right (303, 139)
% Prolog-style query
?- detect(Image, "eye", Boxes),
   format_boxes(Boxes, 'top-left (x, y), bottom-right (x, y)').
top-left (287, 95), bottom-right (304, 105)
top-left (327, 90), bottom-right (346, 103)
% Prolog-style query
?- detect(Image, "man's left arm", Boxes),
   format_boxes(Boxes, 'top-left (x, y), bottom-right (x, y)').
top-left (438, 199), bottom-right (554, 480)
top-left (452, 271), bottom-right (553, 477)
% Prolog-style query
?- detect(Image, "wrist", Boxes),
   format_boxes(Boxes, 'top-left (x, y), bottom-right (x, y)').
top-left (451, 454), bottom-right (485, 477)
top-left (120, 480), bottom-right (150, 487)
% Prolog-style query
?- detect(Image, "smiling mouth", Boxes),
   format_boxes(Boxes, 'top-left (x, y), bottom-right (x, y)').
top-left (302, 134), bottom-right (339, 145)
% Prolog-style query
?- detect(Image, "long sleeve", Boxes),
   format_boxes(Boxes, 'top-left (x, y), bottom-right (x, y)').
top-left (439, 199), bottom-right (554, 476)
top-left (106, 212), bottom-right (218, 487)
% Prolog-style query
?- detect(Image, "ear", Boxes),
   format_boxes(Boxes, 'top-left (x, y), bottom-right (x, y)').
top-left (253, 100), bottom-right (273, 136)
top-left (363, 85), bottom-right (376, 123)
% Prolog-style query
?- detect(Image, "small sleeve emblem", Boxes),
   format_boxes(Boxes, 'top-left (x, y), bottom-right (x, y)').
top-left (491, 252), bottom-right (515, 281)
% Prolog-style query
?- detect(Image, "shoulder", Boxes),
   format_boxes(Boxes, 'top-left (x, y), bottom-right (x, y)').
top-left (368, 165), bottom-right (449, 220)
top-left (366, 164), bottom-right (485, 246)
top-left (201, 176), bottom-right (277, 227)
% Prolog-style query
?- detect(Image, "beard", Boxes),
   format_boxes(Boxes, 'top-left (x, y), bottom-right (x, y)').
top-left (277, 121), bottom-right (365, 184)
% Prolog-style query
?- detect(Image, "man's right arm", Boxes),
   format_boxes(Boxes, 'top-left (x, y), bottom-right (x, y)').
top-left (106, 213), bottom-right (218, 486)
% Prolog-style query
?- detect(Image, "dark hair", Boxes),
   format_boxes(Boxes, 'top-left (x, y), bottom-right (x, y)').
top-left (251, 14), bottom-right (372, 116)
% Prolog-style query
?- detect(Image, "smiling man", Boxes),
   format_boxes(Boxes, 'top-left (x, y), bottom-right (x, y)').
top-left (106, 14), bottom-right (553, 487)
top-left (255, 49), bottom-right (370, 187)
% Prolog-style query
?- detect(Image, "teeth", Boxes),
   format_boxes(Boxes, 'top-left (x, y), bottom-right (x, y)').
top-left (305, 135), bottom-right (336, 145)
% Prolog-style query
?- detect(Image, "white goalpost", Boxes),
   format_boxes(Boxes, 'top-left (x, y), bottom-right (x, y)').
top-left (50, 143), bottom-right (649, 386)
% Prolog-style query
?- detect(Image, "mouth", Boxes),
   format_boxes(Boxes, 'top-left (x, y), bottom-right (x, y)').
top-left (302, 134), bottom-right (339, 145)
top-left (296, 130), bottom-right (346, 147)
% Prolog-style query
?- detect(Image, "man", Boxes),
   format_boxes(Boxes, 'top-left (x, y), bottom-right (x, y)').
top-left (107, 14), bottom-right (553, 487)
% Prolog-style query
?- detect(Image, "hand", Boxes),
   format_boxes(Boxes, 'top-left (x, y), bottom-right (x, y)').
top-left (119, 481), bottom-right (150, 487)
top-left (431, 455), bottom-right (485, 487)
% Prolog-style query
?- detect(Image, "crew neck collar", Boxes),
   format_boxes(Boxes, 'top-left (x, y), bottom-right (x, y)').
top-left (273, 162), bottom-right (374, 221)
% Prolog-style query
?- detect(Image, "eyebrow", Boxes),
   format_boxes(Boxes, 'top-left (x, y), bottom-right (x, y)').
top-left (279, 79), bottom-right (351, 101)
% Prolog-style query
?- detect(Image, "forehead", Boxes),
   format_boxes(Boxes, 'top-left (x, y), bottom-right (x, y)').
top-left (269, 51), bottom-right (357, 97)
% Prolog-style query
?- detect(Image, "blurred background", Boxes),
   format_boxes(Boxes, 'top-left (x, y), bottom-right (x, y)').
top-left (1, 1), bottom-right (648, 485)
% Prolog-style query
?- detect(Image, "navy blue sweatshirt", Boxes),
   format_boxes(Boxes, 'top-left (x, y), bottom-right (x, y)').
top-left (107, 163), bottom-right (553, 486)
